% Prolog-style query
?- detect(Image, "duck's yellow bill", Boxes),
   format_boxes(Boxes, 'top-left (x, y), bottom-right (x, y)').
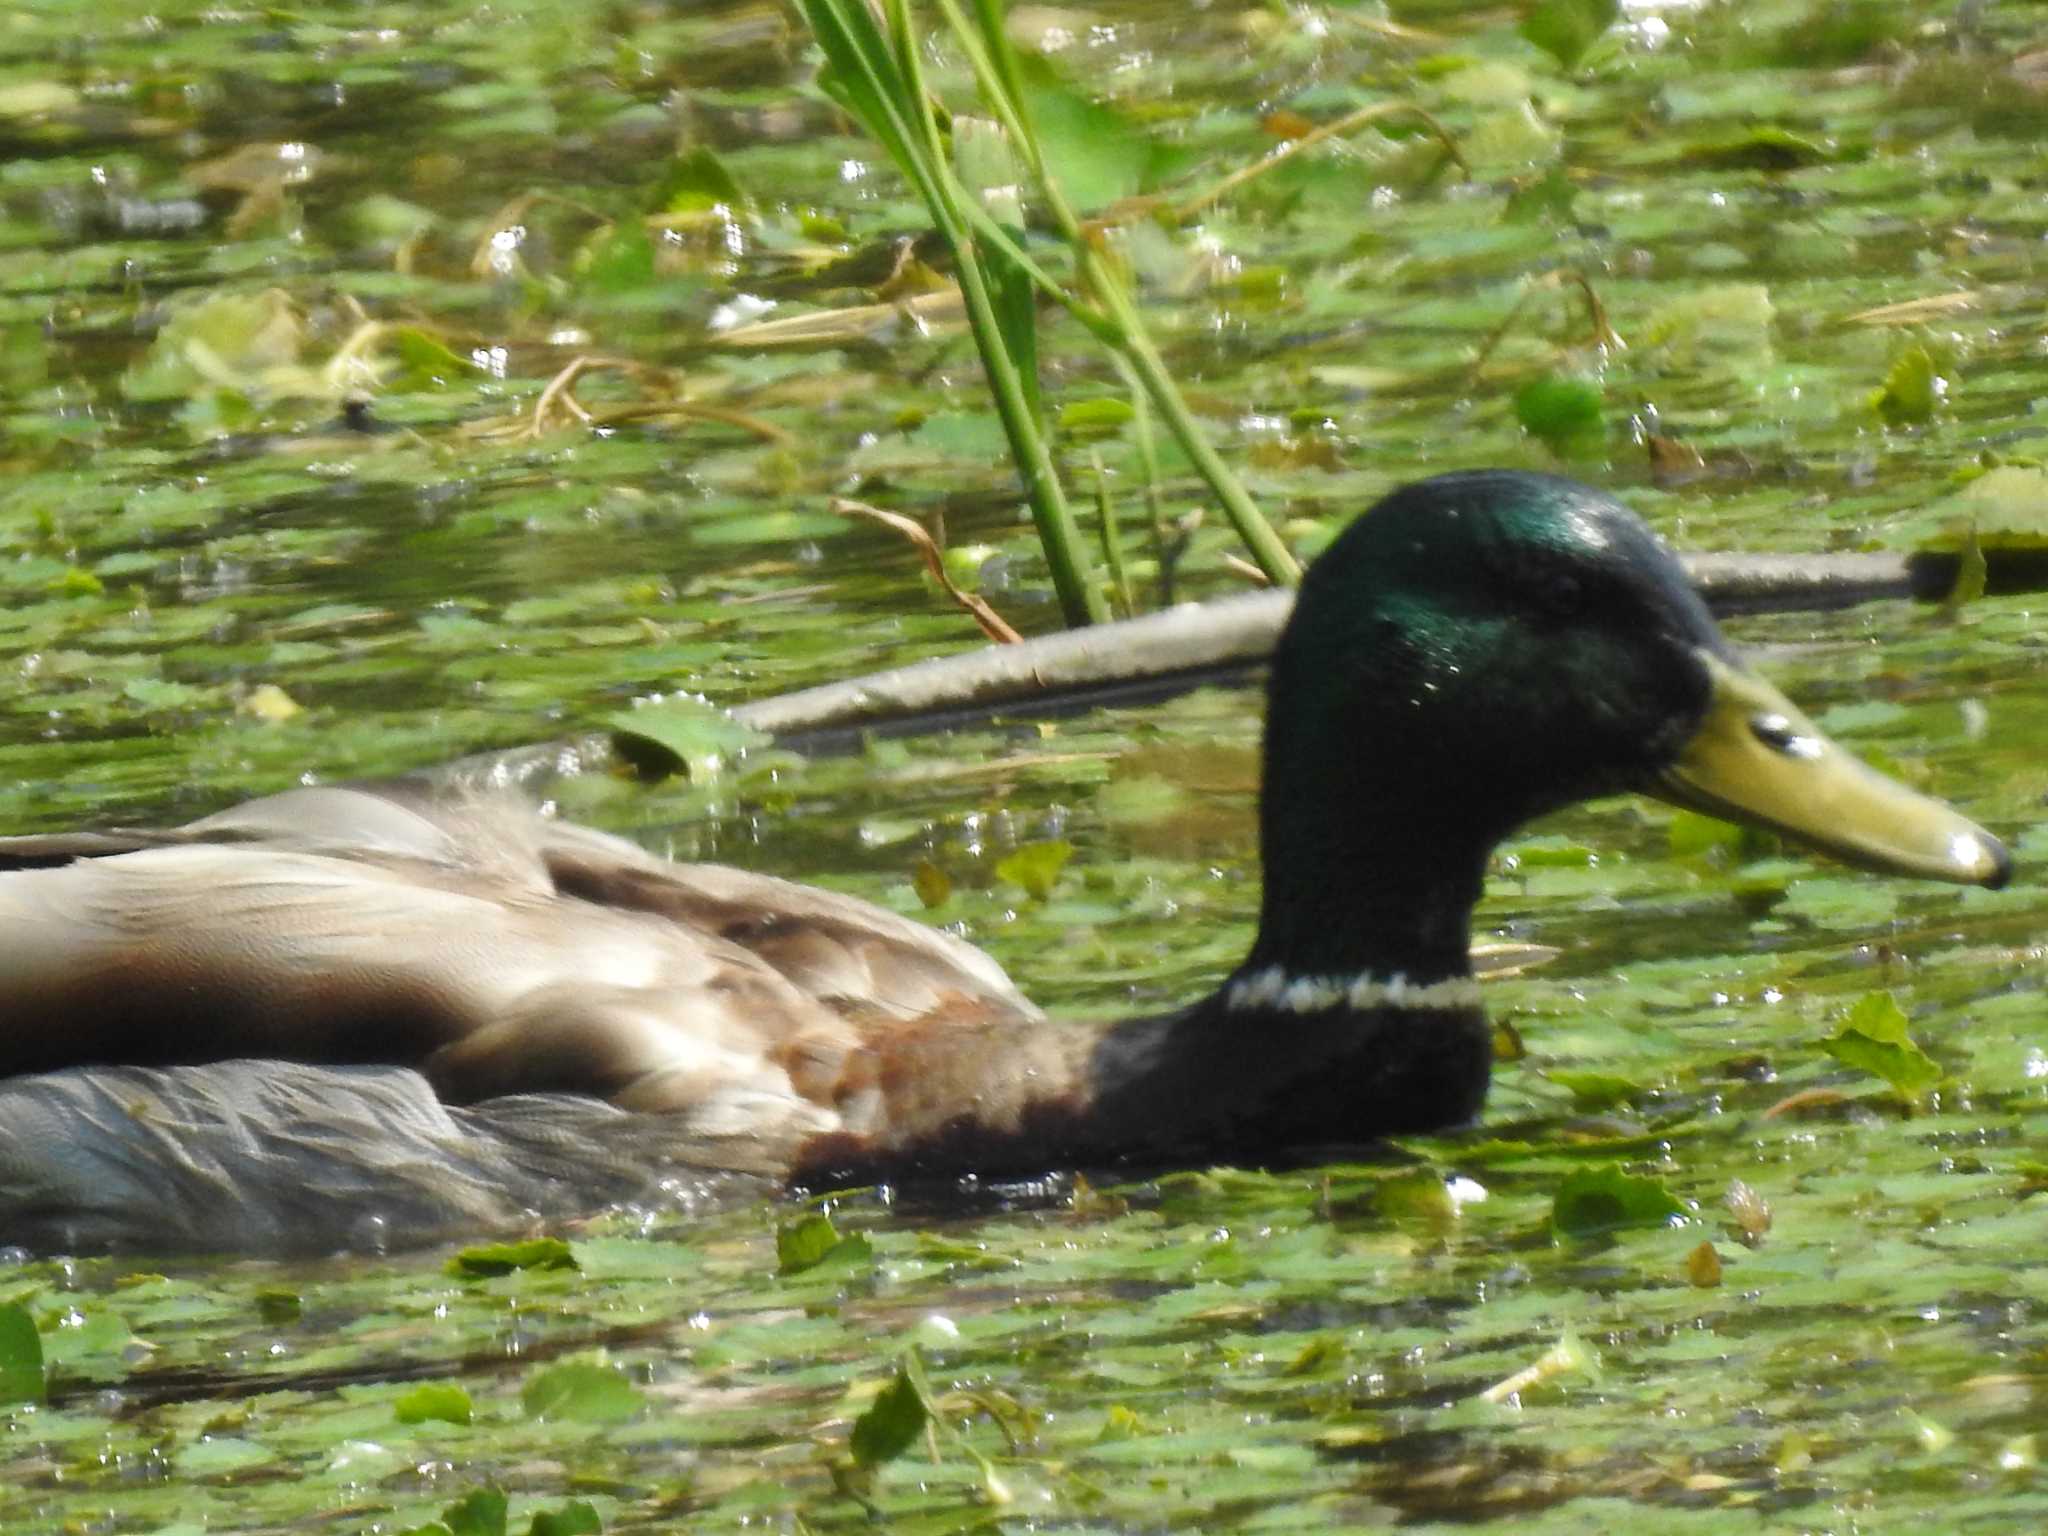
top-left (1652, 651), bottom-right (2011, 888)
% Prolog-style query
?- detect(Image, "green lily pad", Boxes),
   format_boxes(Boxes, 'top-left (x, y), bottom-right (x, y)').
top-left (528, 1501), bottom-right (603, 1536)
top-left (655, 145), bottom-right (750, 215)
top-left (1684, 126), bottom-right (1833, 170)
top-left (1552, 1164), bottom-right (1689, 1238)
top-left (1547, 1070), bottom-right (1644, 1112)
top-left (1923, 465), bottom-right (2048, 552)
top-left (995, 839), bottom-right (1075, 901)
top-left (1872, 344), bottom-right (1943, 426)
top-left (441, 1486), bottom-right (510, 1536)
top-left (0, 1302), bottom-right (43, 1406)
top-left (447, 1238), bottom-right (579, 1278)
top-left (606, 695), bottom-right (770, 782)
top-left (777, 1212), bottom-right (875, 1276)
top-left (850, 1356), bottom-right (931, 1468)
top-left (521, 1361), bottom-right (644, 1425)
top-left (396, 1382), bottom-right (475, 1426)
top-left (1822, 991), bottom-right (1942, 1097)
top-left (1514, 373), bottom-right (1604, 456)
top-left (1519, 0), bottom-right (1618, 69)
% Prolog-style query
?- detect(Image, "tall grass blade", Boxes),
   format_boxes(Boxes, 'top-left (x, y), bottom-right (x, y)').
top-left (802, 0), bottom-right (1106, 625)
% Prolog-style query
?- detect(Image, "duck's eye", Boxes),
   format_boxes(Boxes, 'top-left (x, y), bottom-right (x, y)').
top-left (1750, 713), bottom-right (1823, 759)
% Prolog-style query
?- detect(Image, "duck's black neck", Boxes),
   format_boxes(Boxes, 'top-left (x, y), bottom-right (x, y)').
top-left (1071, 707), bottom-right (1506, 1160)
top-left (1069, 765), bottom-right (1501, 1164)
top-left (1242, 805), bottom-right (1490, 988)
top-left (1238, 688), bottom-right (1506, 990)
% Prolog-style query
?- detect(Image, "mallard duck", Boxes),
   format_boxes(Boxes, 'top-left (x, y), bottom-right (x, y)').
top-left (0, 471), bottom-right (2010, 1201)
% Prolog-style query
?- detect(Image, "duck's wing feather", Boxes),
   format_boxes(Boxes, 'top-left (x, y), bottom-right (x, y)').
top-left (0, 836), bottom-right (842, 1099)
top-left (0, 785), bottom-right (481, 868)
top-left (529, 815), bottom-right (1043, 1022)
top-left (0, 786), bottom-right (1073, 1172)
top-left (0, 785), bottom-right (1040, 1023)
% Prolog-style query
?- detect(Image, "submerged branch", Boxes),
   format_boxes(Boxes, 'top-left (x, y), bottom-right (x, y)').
top-left (444, 544), bottom-right (2037, 787)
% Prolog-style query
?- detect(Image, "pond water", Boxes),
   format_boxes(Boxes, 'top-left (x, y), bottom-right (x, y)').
top-left (1, 0), bottom-right (2046, 1530)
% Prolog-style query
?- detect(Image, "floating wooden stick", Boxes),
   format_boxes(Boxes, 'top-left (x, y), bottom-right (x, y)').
top-left (443, 543), bottom-right (2045, 783)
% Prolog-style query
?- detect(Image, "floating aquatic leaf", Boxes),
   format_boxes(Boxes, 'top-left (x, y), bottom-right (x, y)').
top-left (940, 541), bottom-right (999, 592)
top-left (122, 677), bottom-right (213, 712)
top-left (1282, 1335), bottom-right (1346, 1377)
top-left (995, 839), bottom-right (1075, 900)
top-left (1015, 55), bottom-right (1155, 211)
top-left (1373, 1166), bottom-right (1458, 1232)
top-left (1464, 101), bottom-right (1563, 172)
top-left (1684, 126), bottom-right (1832, 170)
top-left (447, 1237), bottom-right (579, 1278)
top-left (122, 289), bottom-right (314, 405)
top-left (1092, 774), bottom-right (1189, 827)
top-left (1908, 1409), bottom-right (1956, 1453)
top-left (238, 683), bottom-right (302, 723)
top-left (777, 1212), bottom-right (874, 1276)
top-left (1552, 1164), bottom-right (1688, 1237)
top-left (849, 1356), bottom-right (931, 1468)
top-left (954, 114), bottom-right (1024, 226)
top-left (575, 222), bottom-right (658, 294)
top-left (1924, 465), bottom-right (2048, 552)
top-left (175, 1436), bottom-right (274, 1475)
top-left (1944, 519), bottom-right (1987, 613)
top-left (387, 326), bottom-right (476, 390)
top-left (1823, 991), bottom-right (1941, 1097)
top-left (349, 191), bottom-right (437, 247)
top-left (1840, 991), bottom-right (1914, 1042)
top-left (1519, 0), bottom-right (1618, 69)
top-left (1096, 1404), bottom-right (1152, 1442)
top-left (1547, 1069), bottom-right (1642, 1112)
top-left (440, 1486), bottom-right (509, 1536)
top-left (1872, 344), bottom-right (1943, 426)
top-left (1641, 283), bottom-right (1775, 364)
top-left (1775, 1), bottom-right (1910, 66)
top-left (830, 496), bottom-right (1023, 644)
top-left (522, 1361), bottom-right (644, 1425)
top-left (1514, 373), bottom-right (1604, 457)
top-left (39, 1306), bottom-right (143, 1378)
top-left (1058, 397), bottom-right (1136, 438)
top-left (1776, 876), bottom-right (1898, 931)
top-left (0, 81), bottom-right (80, 119)
top-left (527, 1502), bottom-right (603, 1536)
top-left (655, 145), bottom-right (750, 215)
top-left (0, 1303), bottom-right (43, 1406)
top-left (396, 1382), bottom-right (475, 1426)
top-left (912, 1235), bottom-right (1006, 1268)
top-left (777, 1211), bottom-right (839, 1273)
top-left (1667, 808), bottom-right (1743, 858)
top-left (1503, 164), bottom-right (1578, 224)
top-left (606, 695), bottom-right (769, 782)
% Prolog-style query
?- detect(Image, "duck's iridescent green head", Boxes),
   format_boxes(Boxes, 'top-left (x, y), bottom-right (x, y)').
top-left (1250, 471), bottom-right (2008, 981)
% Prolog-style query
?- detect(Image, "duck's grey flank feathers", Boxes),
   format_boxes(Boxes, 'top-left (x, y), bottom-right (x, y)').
top-left (0, 1061), bottom-right (763, 1254)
